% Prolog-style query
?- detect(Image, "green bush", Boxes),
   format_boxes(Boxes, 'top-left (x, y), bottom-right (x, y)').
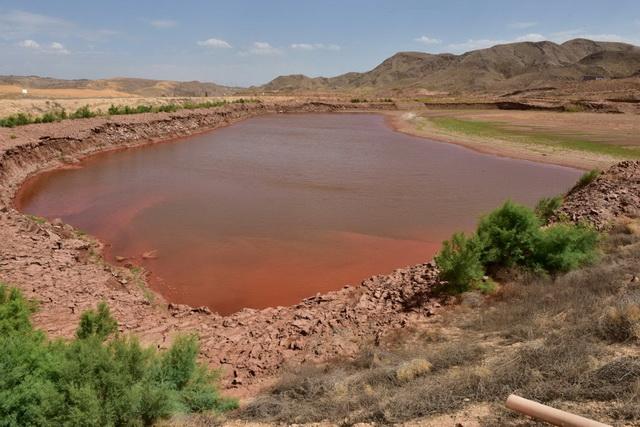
top-left (533, 223), bottom-right (599, 273)
top-left (156, 103), bottom-right (180, 113)
top-left (570, 169), bottom-right (600, 193)
top-left (76, 302), bottom-right (118, 340)
top-left (476, 200), bottom-right (541, 269)
top-left (34, 109), bottom-right (67, 124)
top-left (434, 233), bottom-right (485, 293)
top-left (70, 105), bottom-right (97, 119)
top-left (0, 113), bottom-right (33, 127)
top-left (0, 284), bottom-right (236, 426)
top-left (434, 201), bottom-right (600, 294)
top-left (534, 196), bottom-right (563, 222)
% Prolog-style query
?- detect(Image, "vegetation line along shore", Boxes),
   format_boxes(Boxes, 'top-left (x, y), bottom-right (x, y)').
top-left (0, 98), bottom-right (261, 128)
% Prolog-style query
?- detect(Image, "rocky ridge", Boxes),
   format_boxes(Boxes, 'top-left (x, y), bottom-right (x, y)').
top-left (558, 160), bottom-right (640, 229)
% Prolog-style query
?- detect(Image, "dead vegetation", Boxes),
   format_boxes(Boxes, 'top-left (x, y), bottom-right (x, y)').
top-left (237, 219), bottom-right (640, 426)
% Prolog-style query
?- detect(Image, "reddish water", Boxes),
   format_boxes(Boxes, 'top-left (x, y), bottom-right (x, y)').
top-left (17, 113), bottom-right (581, 314)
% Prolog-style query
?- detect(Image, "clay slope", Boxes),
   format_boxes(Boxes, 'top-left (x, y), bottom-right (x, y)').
top-left (0, 75), bottom-right (235, 97)
top-left (261, 38), bottom-right (640, 92)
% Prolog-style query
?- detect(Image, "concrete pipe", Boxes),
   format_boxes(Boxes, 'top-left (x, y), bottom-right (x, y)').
top-left (505, 395), bottom-right (612, 427)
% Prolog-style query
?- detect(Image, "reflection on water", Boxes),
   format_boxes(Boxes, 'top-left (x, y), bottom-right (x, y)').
top-left (17, 113), bottom-right (581, 315)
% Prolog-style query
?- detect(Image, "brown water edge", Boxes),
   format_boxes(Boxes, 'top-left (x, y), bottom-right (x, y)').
top-left (15, 113), bottom-right (582, 315)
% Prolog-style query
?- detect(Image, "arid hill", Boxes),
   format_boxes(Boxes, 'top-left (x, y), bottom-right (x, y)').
top-left (0, 75), bottom-right (235, 98)
top-left (261, 38), bottom-right (640, 93)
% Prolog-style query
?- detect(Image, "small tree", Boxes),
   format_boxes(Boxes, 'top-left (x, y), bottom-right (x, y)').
top-left (477, 200), bottom-right (540, 269)
top-left (76, 302), bottom-right (118, 340)
top-left (434, 232), bottom-right (485, 293)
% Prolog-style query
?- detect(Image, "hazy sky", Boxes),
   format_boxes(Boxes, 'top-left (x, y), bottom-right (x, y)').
top-left (1, 0), bottom-right (639, 86)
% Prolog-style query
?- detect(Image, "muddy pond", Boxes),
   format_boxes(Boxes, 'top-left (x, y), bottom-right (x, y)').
top-left (17, 113), bottom-right (581, 315)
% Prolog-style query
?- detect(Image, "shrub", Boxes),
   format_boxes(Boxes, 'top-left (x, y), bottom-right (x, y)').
top-left (76, 302), bottom-right (118, 340)
top-left (157, 103), bottom-right (180, 113)
top-left (107, 104), bottom-right (119, 115)
top-left (434, 232), bottom-right (485, 293)
top-left (0, 113), bottom-right (33, 127)
top-left (34, 110), bottom-right (67, 124)
top-left (476, 200), bottom-right (540, 269)
top-left (533, 223), bottom-right (599, 273)
top-left (570, 169), bottom-right (600, 193)
top-left (435, 201), bottom-right (600, 293)
top-left (396, 358), bottom-right (432, 382)
top-left (0, 285), bottom-right (35, 334)
top-left (534, 196), bottom-right (563, 222)
top-left (0, 284), bottom-right (237, 426)
top-left (564, 103), bottom-right (587, 113)
top-left (70, 105), bottom-right (97, 119)
top-left (599, 301), bottom-right (640, 342)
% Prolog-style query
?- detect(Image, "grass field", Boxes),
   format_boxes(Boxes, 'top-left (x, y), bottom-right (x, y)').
top-left (430, 116), bottom-right (640, 159)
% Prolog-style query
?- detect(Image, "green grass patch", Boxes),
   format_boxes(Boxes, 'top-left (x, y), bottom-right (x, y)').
top-left (430, 116), bottom-right (640, 159)
top-left (534, 196), bottom-right (564, 222)
top-left (570, 169), bottom-right (601, 193)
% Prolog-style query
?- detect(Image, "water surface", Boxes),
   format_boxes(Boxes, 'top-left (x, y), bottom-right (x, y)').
top-left (17, 113), bottom-right (581, 314)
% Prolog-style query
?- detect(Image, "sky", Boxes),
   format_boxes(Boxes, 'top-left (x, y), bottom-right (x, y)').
top-left (1, 0), bottom-right (639, 87)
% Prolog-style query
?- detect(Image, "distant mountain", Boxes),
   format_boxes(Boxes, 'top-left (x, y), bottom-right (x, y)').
top-left (260, 39), bottom-right (640, 93)
top-left (0, 76), bottom-right (234, 97)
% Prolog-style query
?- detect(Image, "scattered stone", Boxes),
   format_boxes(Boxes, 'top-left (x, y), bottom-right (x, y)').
top-left (141, 249), bottom-right (158, 259)
top-left (556, 161), bottom-right (640, 230)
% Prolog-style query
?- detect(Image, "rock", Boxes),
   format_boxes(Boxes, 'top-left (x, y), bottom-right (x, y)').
top-left (104, 277), bottom-right (127, 292)
top-left (141, 249), bottom-right (158, 259)
top-left (556, 161), bottom-right (640, 230)
top-left (292, 319), bottom-right (313, 335)
top-left (115, 256), bottom-right (127, 262)
top-left (192, 306), bottom-right (212, 315)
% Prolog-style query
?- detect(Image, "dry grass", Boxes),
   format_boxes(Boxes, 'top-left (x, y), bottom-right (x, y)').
top-left (237, 219), bottom-right (640, 426)
top-left (599, 300), bottom-right (640, 342)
